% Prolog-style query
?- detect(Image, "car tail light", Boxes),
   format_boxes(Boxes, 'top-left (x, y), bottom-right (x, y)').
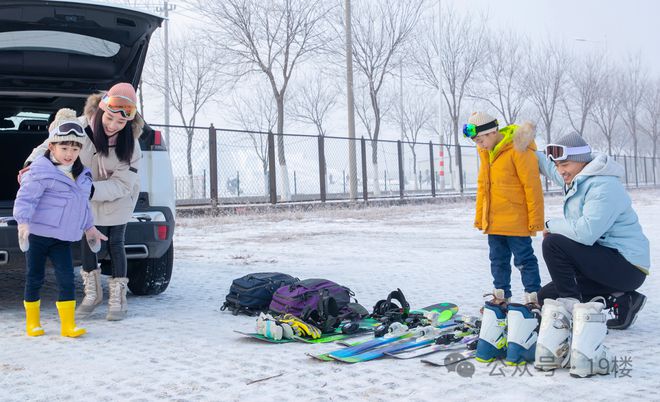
top-left (153, 130), bottom-right (162, 146)
top-left (157, 225), bottom-right (167, 240)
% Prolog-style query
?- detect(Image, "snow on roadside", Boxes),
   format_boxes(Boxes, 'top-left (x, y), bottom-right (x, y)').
top-left (1, 189), bottom-right (658, 401)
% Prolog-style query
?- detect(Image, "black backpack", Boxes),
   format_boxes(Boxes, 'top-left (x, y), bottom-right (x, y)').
top-left (221, 272), bottom-right (299, 316)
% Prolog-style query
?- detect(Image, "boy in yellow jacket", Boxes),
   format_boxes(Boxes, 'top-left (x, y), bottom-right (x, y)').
top-left (466, 112), bottom-right (544, 365)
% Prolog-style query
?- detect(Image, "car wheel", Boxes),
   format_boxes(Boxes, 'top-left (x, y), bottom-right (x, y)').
top-left (127, 244), bottom-right (173, 295)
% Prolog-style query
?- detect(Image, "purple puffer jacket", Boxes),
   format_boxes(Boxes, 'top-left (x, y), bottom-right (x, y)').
top-left (13, 155), bottom-right (94, 242)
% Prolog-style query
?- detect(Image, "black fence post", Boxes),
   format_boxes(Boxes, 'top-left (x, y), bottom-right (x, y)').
top-left (236, 171), bottom-right (240, 196)
top-left (429, 141), bottom-right (436, 197)
top-left (623, 155), bottom-right (629, 187)
top-left (360, 136), bottom-right (368, 201)
top-left (397, 140), bottom-right (404, 199)
top-left (644, 156), bottom-right (648, 185)
top-left (634, 155), bottom-right (639, 188)
top-left (318, 135), bottom-right (326, 202)
top-left (208, 124), bottom-right (218, 207)
top-left (268, 130), bottom-right (277, 204)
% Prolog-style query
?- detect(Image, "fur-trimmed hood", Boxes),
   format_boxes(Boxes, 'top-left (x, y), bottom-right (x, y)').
top-left (512, 121), bottom-right (537, 152)
top-left (83, 92), bottom-right (144, 139)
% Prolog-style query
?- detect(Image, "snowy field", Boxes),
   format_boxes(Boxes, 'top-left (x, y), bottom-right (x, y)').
top-left (1, 189), bottom-right (659, 401)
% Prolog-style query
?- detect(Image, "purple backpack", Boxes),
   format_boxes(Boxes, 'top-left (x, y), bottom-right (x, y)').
top-left (269, 278), bottom-right (353, 318)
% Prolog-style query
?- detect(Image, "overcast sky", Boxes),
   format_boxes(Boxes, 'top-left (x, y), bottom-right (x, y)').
top-left (447, 0), bottom-right (659, 74)
top-left (126, 0), bottom-right (660, 129)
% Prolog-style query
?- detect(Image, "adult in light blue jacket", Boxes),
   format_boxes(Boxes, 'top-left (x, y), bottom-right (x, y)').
top-left (536, 132), bottom-right (649, 330)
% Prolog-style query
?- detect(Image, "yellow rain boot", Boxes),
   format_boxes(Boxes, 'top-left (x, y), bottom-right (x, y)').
top-left (56, 300), bottom-right (86, 338)
top-left (23, 300), bottom-right (45, 337)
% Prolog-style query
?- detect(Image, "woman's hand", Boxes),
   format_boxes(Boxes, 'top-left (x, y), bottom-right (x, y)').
top-left (85, 226), bottom-right (109, 253)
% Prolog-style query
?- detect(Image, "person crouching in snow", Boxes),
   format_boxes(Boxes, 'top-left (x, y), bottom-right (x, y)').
top-left (14, 108), bottom-right (107, 337)
top-left (465, 112), bottom-right (545, 366)
top-left (535, 132), bottom-right (649, 329)
top-left (532, 133), bottom-right (649, 377)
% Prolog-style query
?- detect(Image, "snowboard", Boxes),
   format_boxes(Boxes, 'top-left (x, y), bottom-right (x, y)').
top-left (321, 303), bottom-right (459, 361)
top-left (421, 350), bottom-right (476, 367)
top-left (385, 334), bottom-right (478, 359)
top-left (235, 317), bottom-right (380, 344)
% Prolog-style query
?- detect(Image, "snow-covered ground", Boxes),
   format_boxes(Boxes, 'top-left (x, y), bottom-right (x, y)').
top-left (1, 189), bottom-right (658, 401)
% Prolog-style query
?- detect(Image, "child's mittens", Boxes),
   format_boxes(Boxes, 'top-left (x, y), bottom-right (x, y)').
top-left (85, 226), bottom-right (108, 253)
top-left (17, 223), bottom-right (29, 252)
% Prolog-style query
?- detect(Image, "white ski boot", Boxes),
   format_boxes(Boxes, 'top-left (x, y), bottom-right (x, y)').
top-left (476, 293), bottom-right (508, 363)
top-left (534, 297), bottom-right (578, 371)
top-left (505, 296), bottom-right (541, 366)
top-left (570, 298), bottom-right (611, 378)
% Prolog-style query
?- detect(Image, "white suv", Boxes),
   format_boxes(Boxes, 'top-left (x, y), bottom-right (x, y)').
top-left (0, 0), bottom-right (175, 295)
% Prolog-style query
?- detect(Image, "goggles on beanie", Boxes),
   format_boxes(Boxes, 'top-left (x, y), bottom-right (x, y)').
top-left (49, 120), bottom-right (85, 138)
top-left (546, 144), bottom-right (592, 161)
top-left (101, 94), bottom-right (137, 120)
top-left (462, 119), bottom-right (498, 139)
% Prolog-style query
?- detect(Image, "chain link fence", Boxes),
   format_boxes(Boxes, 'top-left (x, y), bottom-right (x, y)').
top-left (157, 124), bottom-right (660, 205)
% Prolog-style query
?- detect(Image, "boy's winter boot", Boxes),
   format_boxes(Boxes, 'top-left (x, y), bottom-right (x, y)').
top-left (476, 294), bottom-right (508, 363)
top-left (106, 277), bottom-right (129, 321)
top-left (605, 291), bottom-right (647, 330)
top-left (570, 298), bottom-right (611, 378)
top-left (534, 297), bottom-right (578, 371)
top-left (505, 302), bottom-right (540, 366)
top-left (23, 300), bottom-right (45, 337)
top-left (56, 300), bottom-right (86, 338)
top-left (524, 292), bottom-right (540, 308)
top-left (77, 268), bottom-right (103, 317)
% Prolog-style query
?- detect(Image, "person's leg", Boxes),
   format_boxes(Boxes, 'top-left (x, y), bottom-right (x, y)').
top-left (23, 234), bottom-right (49, 337)
top-left (488, 235), bottom-right (513, 299)
top-left (537, 282), bottom-right (559, 305)
top-left (81, 226), bottom-right (107, 272)
top-left (24, 234), bottom-right (49, 302)
top-left (507, 236), bottom-right (541, 296)
top-left (78, 226), bottom-right (107, 316)
top-left (106, 224), bottom-right (127, 278)
top-left (49, 240), bottom-right (75, 302)
top-left (542, 233), bottom-right (645, 299)
top-left (106, 224), bottom-right (129, 321)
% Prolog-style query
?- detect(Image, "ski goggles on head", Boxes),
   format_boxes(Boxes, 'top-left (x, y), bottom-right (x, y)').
top-left (49, 120), bottom-right (85, 137)
top-left (101, 94), bottom-right (137, 120)
top-left (545, 144), bottom-right (592, 161)
top-left (462, 120), bottom-right (498, 139)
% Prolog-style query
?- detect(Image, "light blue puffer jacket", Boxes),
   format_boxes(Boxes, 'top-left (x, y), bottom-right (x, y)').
top-left (536, 152), bottom-right (650, 272)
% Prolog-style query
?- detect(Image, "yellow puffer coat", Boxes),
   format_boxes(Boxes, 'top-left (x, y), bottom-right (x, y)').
top-left (474, 122), bottom-right (544, 236)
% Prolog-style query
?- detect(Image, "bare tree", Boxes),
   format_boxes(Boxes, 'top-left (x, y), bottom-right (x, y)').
top-left (620, 54), bottom-right (648, 186)
top-left (590, 66), bottom-right (621, 156)
top-left (526, 41), bottom-right (569, 144)
top-left (229, 93), bottom-right (277, 195)
top-left (195, 0), bottom-right (332, 201)
top-left (413, 6), bottom-right (487, 192)
top-left (145, 33), bottom-right (222, 198)
top-left (562, 53), bottom-right (606, 136)
top-left (391, 92), bottom-right (433, 190)
top-left (291, 74), bottom-right (340, 137)
top-left (470, 32), bottom-right (528, 125)
top-left (348, 0), bottom-right (423, 195)
top-left (641, 77), bottom-right (660, 180)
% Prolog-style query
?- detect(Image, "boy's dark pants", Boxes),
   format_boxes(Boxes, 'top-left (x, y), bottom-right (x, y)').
top-left (488, 234), bottom-right (541, 299)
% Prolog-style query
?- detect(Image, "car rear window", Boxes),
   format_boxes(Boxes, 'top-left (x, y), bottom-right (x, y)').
top-left (0, 30), bottom-right (120, 57)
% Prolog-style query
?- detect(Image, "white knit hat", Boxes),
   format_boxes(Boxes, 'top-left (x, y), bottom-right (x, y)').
top-left (48, 108), bottom-right (85, 145)
top-left (467, 112), bottom-right (499, 135)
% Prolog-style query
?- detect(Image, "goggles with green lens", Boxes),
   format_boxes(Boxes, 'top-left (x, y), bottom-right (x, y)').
top-left (462, 120), bottom-right (498, 139)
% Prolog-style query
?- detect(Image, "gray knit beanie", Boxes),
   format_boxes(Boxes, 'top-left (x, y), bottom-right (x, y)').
top-left (553, 132), bottom-right (593, 162)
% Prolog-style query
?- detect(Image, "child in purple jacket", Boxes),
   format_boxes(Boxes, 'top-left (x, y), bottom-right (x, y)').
top-left (13, 108), bottom-right (106, 338)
